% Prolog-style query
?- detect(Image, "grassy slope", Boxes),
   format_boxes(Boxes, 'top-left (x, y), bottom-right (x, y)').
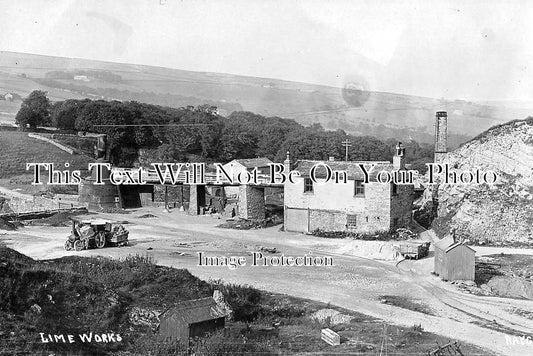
top-left (0, 130), bottom-right (92, 180)
top-left (1, 51), bottom-right (529, 143)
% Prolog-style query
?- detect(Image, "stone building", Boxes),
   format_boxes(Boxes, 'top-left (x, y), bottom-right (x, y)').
top-left (222, 157), bottom-right (273, 197)
top-left (284, 145), bottom-right (414, 234)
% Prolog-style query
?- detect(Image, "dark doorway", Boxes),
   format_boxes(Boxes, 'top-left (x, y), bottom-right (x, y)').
top-left (189, 318), bottom-right (225, 339)
top-left (119, 185), bottom-right (154, 208)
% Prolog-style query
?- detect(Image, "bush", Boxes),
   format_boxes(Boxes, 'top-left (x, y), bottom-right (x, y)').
top-left (191, 329), bottom-right (277, 356)
top-left (412, 323), bottom-right (424, 332)
top-left (311, 228), bottom-right (394, 240)
top-left (210, 282), bottom-right (262, 322)
top-left (131, 335), bottom-right (186, 356)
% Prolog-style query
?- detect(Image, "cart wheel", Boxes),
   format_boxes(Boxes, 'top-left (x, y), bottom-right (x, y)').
top-left (64, 240), bottom-right (73, 251)
top-left (95, 232), bottom-right (106, 249)
top-left (74, 240), bottom-right (85, 251)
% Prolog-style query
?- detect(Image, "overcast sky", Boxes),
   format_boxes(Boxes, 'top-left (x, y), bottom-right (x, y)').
top-left (1, 0), bottom-right (532, 101)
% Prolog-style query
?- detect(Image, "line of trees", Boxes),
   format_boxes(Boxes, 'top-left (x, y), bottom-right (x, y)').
top-left (14, 90), bottom-right (433, 171)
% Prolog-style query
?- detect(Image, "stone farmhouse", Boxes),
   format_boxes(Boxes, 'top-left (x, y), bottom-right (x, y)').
top-left (284, 144), bottom-right (414, 234)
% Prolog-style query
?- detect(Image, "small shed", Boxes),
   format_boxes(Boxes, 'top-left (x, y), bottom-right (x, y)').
top-left (434, 237), bottom-right (475, 281)
top-left (159, 297), bottom-right (227, 343)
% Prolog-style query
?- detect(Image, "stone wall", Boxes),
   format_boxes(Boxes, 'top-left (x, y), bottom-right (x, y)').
top-left (309, 210), bottom-right (346, 231)
top-left (153, 185), bottom-right (189, 207)
top-left (2, 196), bottom-right (63, 213)
top-left (237, 185), bottom-right (265, 220)
top-left (390, 184), bottom-right (414, 228)
top-left (362, 183), bottom-right (393, 232)
top-left (189, 184), bottom-right (199, 215)
top-left (28, 133), bottom-right (76, 155)
top-left (78, 179), bottom-right (118, 211)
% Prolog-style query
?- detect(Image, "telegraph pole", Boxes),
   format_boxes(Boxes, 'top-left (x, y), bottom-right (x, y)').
top-left (342, 139), bottom-right (352, 161)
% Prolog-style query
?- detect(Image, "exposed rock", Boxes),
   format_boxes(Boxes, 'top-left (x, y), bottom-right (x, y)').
top-left (213, 290), bottom-right (233, 321)
top-left (487, 277), bottom-right (533, 300)
top-left (429, 118), bottom-right (533, 246)
top-left (311, 308), bottom-right (354, 325)
top-left (129, 307), bottom-right (161, 330)
top-left (29, 304), bottom-right (42, 314)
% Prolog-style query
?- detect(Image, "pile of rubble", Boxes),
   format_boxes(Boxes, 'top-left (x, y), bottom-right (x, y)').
top-left (129, 307), bottom-right (161, 331)
top-left (311, 309), bottom-right (354, 325)
top-left (218, 215), bottom-right (283, 230)
top-left (312, 227), bottom-right (418, 241)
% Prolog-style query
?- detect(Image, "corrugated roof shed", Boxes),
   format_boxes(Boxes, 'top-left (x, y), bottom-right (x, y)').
top-left (434, 237), bottom-right (476, 281)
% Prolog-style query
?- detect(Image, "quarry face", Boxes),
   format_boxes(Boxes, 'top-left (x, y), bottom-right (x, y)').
top-left (431, 119), bottom-right (533, 245)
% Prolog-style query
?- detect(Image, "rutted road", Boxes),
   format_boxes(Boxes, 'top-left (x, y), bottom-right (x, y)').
top-left (2, 208), bottom-right (533, 355)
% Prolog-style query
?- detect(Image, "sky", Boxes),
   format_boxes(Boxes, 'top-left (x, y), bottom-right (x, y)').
top-left (0, 0), bottom-right (532, 101)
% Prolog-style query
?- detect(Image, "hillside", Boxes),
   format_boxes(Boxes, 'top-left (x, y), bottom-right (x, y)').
top-left (430, 117), bottom-right (533, 246)
top-left (0, 130), bottom-right (92, 179)
top-left (1, 51), bottom-right (531, 145)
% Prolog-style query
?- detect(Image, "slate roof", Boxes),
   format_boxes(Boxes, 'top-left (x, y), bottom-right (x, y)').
top-left (232, 158), bottom-right (273, 168)
top-left (293, 160), bottom-right (397, 181)
top-left (161, 297), bottom-right (226, 324)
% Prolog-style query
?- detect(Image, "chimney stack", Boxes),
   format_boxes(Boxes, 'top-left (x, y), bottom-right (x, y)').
top-left (434, 111), bottom-right (448, 162)
top-left (393, 142), bottom-right (405, 170)
top-left (284, 151), bottom-right (292, 172)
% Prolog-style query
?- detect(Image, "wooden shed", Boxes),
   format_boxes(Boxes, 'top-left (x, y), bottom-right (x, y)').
top-left (159, 297), bottom-right (227, 343)
top-left (434, 237), bottom-right (475, 281)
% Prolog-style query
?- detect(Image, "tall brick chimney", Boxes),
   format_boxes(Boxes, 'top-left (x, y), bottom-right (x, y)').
top-left (434, 111), bottom-right (448, 162)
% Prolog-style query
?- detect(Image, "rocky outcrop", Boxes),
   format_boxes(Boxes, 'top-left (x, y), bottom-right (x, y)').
top-left (431, 118), bottom-right (533, 245)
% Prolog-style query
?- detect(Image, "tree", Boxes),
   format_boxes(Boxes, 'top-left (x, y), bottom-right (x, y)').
top-left (51, 99), bottom-right (87, 130)
top-left (15, 90), bottom-right (51, 129)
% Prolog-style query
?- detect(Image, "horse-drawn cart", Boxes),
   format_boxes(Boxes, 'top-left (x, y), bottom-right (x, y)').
top-left (64, 217), bottom-right (129, 251)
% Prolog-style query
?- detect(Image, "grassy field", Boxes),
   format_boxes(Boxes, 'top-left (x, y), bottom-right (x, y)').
top-left (0, 130), bottom-right (92, 180)
top-left (0, 246), bottom-right (496, 356)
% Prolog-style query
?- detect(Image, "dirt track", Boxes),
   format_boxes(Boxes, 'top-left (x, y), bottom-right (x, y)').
top-left (2, 207), bottom-right (533, 356)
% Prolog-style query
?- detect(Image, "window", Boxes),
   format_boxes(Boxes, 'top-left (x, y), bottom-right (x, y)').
top-left (354, 180), bottom-right (365, 196)
top-left (304, 178), bottom-right (313, 193)
top-left (392, 183), bottom-right (398, 196)
top-left (347, 214), bottom-right (357, 228)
